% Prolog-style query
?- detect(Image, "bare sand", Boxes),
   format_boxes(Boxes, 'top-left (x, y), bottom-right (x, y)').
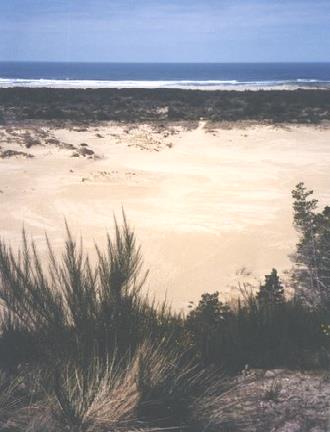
top-left (1, 121), bottom-right (330, 309)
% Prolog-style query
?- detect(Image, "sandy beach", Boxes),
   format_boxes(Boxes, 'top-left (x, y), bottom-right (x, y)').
top-left (1, 120), bottom-right (330, 308)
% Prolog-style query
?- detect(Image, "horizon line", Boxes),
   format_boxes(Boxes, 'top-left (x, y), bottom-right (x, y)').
top-left (1, 61), bottom-right (330, 65)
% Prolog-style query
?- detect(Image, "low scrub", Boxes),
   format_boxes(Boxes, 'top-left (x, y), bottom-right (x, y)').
top-left (0, 213), bottom-right (329, 430)
top-left (186, 288), bottom-right (329, 371)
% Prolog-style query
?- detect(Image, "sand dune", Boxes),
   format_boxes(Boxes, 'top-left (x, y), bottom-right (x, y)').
top-left (1, 121), bottom-right (330, 309)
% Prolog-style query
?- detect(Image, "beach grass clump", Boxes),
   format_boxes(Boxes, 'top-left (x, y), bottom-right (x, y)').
top-left (0, 342), bottom-right (230, 432)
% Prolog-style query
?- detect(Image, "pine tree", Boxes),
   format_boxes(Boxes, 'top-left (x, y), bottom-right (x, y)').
top-left (314, 206), bottom-right (330, 306)
top-left (291, 183), bottom-right (330, 308)
top-left (291, 182), bottom-right (320, 306)
top-left (257, 268), bottom-right (285, 307)
top-left (186, 292), bottom-right (230, 363)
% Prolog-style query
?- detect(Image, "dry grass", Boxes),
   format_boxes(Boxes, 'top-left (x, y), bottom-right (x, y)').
top-left (0, 342), bottom-right (232, 432)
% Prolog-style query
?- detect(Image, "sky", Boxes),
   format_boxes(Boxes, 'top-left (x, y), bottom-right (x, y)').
top-left (0, 0), bottom-right (329, 62)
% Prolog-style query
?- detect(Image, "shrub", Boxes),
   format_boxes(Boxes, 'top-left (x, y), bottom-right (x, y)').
top-left (0, 217), bottom-right (232, 431)
top-left (291, 183), bottom-right (330, 308)
top-left (187, 291), bottom-right (328, 371)
top-left (0, 214), bottom-right (182, 370)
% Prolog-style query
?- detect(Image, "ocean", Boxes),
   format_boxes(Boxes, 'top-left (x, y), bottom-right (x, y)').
top-left (0, 62), bottom-right (330, 90)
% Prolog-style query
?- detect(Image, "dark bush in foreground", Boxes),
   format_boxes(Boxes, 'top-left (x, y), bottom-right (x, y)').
top-left (0, 215), bottom-right (329, 431)
top-left (0, 215), bottom-right (182, 370)
top-left (0, 216), bottom-right (233, 431)
top-left (186, 287), bottom-right (329, 372)
top-left (0, 219), bottom-right (328, 377)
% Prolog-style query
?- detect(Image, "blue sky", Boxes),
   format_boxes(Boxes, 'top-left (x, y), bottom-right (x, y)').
top-left (1, 0), bottom-right (329, 62)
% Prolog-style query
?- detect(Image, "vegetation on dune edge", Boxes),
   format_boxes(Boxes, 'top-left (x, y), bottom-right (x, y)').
top-left (0, 88), bottom-right (330, 124)
top-left (0, 185), bottom-right (329, 431)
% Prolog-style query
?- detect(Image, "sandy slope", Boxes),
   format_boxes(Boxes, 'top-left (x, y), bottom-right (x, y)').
top-left (210, 368), bottom-right (330, 431)
top-left (1, 121), bottom-right (330, 309)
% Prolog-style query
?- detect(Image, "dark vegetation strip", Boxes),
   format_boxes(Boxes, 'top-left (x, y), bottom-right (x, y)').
top-left (0, 88), bottom-right (330, 124)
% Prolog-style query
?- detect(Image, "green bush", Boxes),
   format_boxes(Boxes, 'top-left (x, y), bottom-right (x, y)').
top-left (0, 217), bottom-right (229, 431)
top-left (0, 215), bottom-right (182, 370)
top-left (186, 289), bottom-right (328, 371)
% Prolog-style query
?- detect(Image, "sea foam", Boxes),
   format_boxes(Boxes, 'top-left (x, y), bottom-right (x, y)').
top-left (0, 78), bottom-right (329, 90)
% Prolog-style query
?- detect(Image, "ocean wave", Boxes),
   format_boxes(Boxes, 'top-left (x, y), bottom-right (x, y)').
top-left (0, 78), bottom-right (329, 89)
